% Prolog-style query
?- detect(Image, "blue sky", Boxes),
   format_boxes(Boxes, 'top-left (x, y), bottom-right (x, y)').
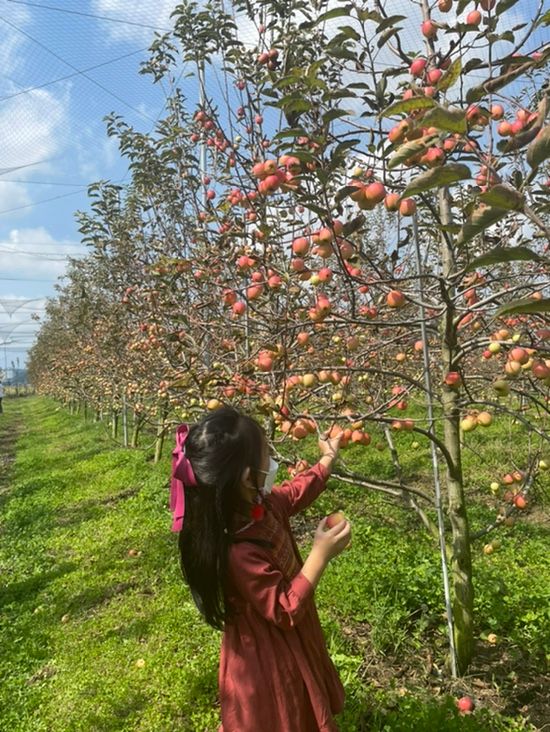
top-left (0, 0), bottom-right (546, 376)
top-left (0, 0), bottom-right (191, 374)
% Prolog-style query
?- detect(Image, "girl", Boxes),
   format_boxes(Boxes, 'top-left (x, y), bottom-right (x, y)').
top-left (171, 406), bottom-right (351, 732)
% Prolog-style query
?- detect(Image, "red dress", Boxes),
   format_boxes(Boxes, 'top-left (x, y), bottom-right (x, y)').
top-left (218, 462), bottom-right (345, 732)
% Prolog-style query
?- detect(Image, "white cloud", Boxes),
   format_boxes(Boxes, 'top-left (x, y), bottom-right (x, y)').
top-left (92, 0), bottom-right (178, 43)
top-left (0, 87), bottom-right (69, 171)
top-left (0, 227), bottom-right (83, 280)
top-left (0, 2), bottom-right (31, 74)
top-left (0, 181), bottom-right (31, 215)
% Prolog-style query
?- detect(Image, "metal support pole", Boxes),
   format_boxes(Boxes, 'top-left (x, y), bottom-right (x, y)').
top-left (412, 213), bottom-right (458, 678)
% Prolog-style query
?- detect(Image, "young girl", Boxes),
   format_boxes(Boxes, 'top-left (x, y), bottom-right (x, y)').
top-left (171, 406), bottom-right (351, 732)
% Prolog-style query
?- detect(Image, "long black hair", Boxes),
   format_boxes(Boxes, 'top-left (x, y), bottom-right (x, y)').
top-left (177, 406), bottom-right (266, 630)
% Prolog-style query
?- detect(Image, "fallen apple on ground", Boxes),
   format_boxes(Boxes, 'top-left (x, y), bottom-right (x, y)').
top-left (457, 696), bottom-right (475, 714)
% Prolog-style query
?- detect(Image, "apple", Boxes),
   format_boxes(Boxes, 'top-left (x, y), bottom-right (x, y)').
top-left (539, 459), bottom-right (548, 471)
top-left (399, 197), bottom-right (417, 216)
top-left (532, 361), bottom-right (550, 379)
top-left (490, 482), bottom-right (500, 494)
top-left (504, 361), bottom-right (522, 377)
top-left (326, 511), bottom-right (346, 529)
top-left (509, 347), bottom-right (529, 364)
top-left (384, 193), bottom-right (401, 211)
top-left (444, 371), bottom-right (462, 388)
top-left (490, 104), bottom-right (504, 120)
top-left (493, 379), bottom-right (510, 396)
top-left (487, 632), bottom-right (498, 644)
top-left (302, 373), bottom-right (317, 388)
top-left (513, 494), bottom-right (527, 509)
top-left (365, 181), bottom-right (386, 203)
top-left (410, 58), bottom-right (427, 77)
top-left (488, 342), bottom-right (501, 354)
top-left (421, 20), bottom-right (437, 39)
top-left (438, 0), bottom-right (452, 10)
top-left (460, 415), bottom-right (477, 432)
top-left (207, 399), bottom-right (223, 410)
top-left (232, 301), bottom-right (246, 315)
top-left (386, 290), bottom-right (406, 308)
top-left (466, 10), bottom-right (481, 26)
top-left (292, 237), bottom-right (309, 256)
top-left (476, 411), bottom-right (492, 427)
top-left (483, 543), bottom-right (494, 555)
top-left (427, 68), bottom-right (443, 85)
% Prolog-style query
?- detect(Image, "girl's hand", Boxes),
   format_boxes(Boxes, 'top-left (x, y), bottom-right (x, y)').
top-left (318, 431), bottom-right (342, 461)
top-left (312, 516), bottom-right (351, 563)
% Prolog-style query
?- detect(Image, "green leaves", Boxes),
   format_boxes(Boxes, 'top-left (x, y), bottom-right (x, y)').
top-left (314, 6), bottom-right (353, 24)
top-left (457, 204), bottom-right (510, 245)
top-left (496, 298), bottom-right (550, 317)
top-left (403, 164), bottom-right (471, 197)
top-left (421, 105), bottom-right (467, 134)
top-left (379, 97), bottom-right (436, 118)
top-left (466, 58), bottom-right (536, 104)
top-left (387, 134), bottom-right (439, 170)
top-left (466, 246), bottom-right (543, 272)
top-left (479, 184), bottom-right (524, 211)
top-left (527, 126), bottom-right (550, 169)
top-left (437, 58), bottom-right (462, 92)
top-left (496, 0), bottom-right (521, 13)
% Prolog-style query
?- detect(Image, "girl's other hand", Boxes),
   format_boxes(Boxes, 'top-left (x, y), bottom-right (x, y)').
top-left (312, 516), bottom-right (351, 563)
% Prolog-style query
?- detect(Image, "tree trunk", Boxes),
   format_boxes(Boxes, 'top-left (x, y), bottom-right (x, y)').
top-left (111, 410), bottom-right (119, 439)
top-left (131, 411), bottom-right (143, 448)
top-left (154, 399), bottom-right (170, 463)
top-left (439, 188), bottom-right (474, 674)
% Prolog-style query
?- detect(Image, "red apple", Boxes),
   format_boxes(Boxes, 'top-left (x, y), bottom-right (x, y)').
top-left (384, 193), bottom-right (401, 211)
top-left (421, 20), bottom-right (437, 39)
top-left (399, 197), bottom-right (417, 216)
top-left (292, 237), bottom-right (309, 256)
top-left (444, 371), bottom-right (462, 388)
top-left (365, 181), bottom-right (386, 204)
top-left (410, 58), bottom-right (427, 77)
top-left (457, 696), bottom-right (475, 714)
top-left (386, 290), bottom-right (406, 308)
top-left (325, 511), bottom-right (346, 529)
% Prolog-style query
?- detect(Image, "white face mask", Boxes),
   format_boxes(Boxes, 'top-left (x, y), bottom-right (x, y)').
top-left (257, 456), bottom-right (279, 496)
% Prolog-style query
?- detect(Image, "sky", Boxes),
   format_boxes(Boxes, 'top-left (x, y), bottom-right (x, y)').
top-left (0, 0), bottom-right (193, 375)
top-left (0, 0), bottom-right (546, 378)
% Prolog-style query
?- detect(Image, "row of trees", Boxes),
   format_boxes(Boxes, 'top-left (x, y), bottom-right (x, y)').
top-left (29, 0), bottom-right (550, 674)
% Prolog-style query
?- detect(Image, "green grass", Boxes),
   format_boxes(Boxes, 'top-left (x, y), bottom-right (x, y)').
top-left (0, 397), bottom-right (548, 731)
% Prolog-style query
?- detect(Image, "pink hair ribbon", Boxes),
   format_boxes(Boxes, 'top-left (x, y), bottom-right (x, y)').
top-left (170, 424), bottom-right (198, 532)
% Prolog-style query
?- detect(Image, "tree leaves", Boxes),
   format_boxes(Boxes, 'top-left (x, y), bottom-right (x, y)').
top-left (466, 57), bottom-right (537, 104)
top-left (387, 134), bottom-right (439, 170)
top-left (527, 126), bottom-right (550, 169)
top-left (457, 204), bottom-right (510, 245)
top-left (421, 105), bottom-right (467, 134)
top-left (479, 184), bottom-right (524, 211)
top-left (496, 298), bottom-right (550, 317)
top-left (403, 164), bottom-right (471, 197)
top-left (466, 246), bottom-right (543, 272)
top-left (379, 97), bottom-right (436, 118)
top-left (437, 59), bottom-right (462, 92)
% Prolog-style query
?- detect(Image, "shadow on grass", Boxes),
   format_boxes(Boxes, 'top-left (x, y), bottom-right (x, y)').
top-left (0, 561), bottom-right (78, 611)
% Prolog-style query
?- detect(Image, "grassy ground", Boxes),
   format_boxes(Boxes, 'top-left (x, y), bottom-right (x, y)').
top-left (0, 396), bottom-right (548, 731)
